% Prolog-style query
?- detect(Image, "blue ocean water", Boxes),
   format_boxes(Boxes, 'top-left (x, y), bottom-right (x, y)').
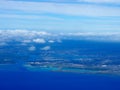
top-left (0, 34), bottom-right (120, 90)
top-left (0, 71), bottom-right (120, 90)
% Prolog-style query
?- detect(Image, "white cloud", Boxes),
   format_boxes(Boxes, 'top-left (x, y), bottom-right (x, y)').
top-left (33, 38), bottom-right (46, 43)
top-left (41, 46), bottom-right (51, 50)
top-left (0, 30), bottom-right (52, 44)
top-left (48, 40), bottom-right (55, 43)
top-left (28, 46), bottom-right (36, 51)
top-left (22, 40), bottom-right (31, 43)
top-left (0, 30), bottom-right (51, 37)
top-left (0, 1), bottom-right (120, 16)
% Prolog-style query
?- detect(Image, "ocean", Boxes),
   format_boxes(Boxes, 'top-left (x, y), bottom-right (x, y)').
top-left (0, 71), bottom-right (120, 90)
top-left (0, 30), bottom-right (120, 90)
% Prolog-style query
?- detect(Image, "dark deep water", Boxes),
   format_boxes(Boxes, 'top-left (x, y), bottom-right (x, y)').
top-left (0, 71), bottom-right (120, 90)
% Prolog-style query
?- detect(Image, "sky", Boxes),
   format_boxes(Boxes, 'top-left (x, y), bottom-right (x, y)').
top-left (0, 0), bottom-right (120, 32)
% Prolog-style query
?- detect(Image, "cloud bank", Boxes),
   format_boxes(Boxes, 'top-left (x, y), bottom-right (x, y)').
top-left (0, 30), bottom-right (120, 42)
